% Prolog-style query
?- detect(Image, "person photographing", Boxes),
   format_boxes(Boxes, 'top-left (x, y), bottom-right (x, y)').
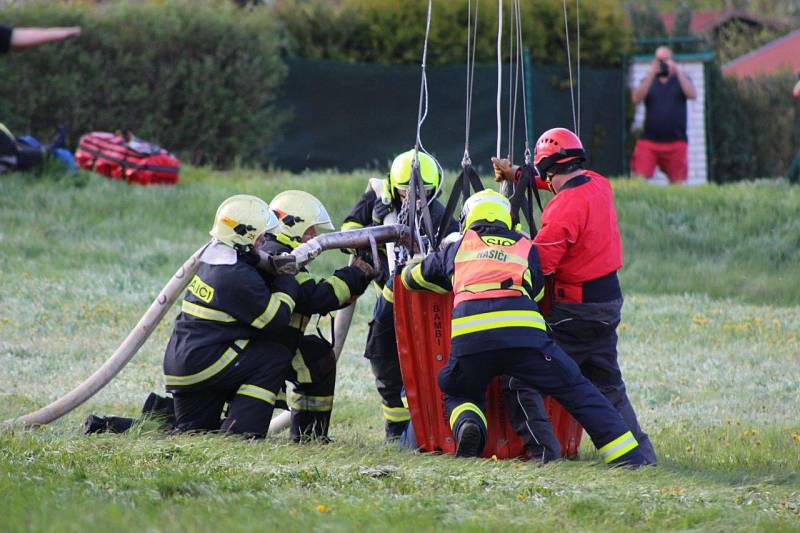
top-left (630, 46), bottom-right (697, 184)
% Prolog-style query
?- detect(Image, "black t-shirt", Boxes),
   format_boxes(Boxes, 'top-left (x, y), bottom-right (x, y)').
top-left (641, 75), bottom-right (688, 142)
top-left (0, 25), bottom-right (13, 54)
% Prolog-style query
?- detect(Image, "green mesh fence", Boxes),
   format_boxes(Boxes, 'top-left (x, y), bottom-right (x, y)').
top-left (268, 58), bottom-right (625, 177)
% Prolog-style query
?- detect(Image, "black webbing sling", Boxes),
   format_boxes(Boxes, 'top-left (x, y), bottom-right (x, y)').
top-left (507, 163), bottom-right (544, 238)
top-left (433, 163), bottom-right (484, 249)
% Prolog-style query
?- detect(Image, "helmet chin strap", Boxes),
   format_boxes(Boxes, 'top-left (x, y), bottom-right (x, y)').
top-left (545, 175), bottom-right (556, 194)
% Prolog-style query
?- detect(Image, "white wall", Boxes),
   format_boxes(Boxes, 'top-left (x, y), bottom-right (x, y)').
top-left (629, 60), bottom-right (707, 185)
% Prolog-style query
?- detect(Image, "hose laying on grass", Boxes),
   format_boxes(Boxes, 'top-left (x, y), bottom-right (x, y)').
top-left (2, 243), bottom-right (210, 430)
top-left (3, 225), bottom-right (408, 431)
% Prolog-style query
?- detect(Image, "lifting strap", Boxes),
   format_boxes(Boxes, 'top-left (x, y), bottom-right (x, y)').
top-left (495, 0), bottom-right (503, 158)
top-left (508, 164), bottom-right (543, 237)
top-left (434, 164), bottom-right (484, 248)
top-left (434, 0), bottom-right (484, 250)
top-left (400, 0), bottom-right (437, 261)
top-left (562, 0), bottom-right (581, 136)
top-left (499, 0), bottom-right (542, 237)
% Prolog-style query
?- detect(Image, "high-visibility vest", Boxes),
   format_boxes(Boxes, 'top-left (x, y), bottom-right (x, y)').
top-left (453, 230), bottom-right (532, 306)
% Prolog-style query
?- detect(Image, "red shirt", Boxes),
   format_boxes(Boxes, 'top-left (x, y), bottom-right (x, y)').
top-left (533, 171), bottom-right (622, 301)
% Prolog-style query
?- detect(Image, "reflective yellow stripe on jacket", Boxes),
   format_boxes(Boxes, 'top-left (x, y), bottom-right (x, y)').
top-left (341, 221), bottom-right (365, 231)
top-left (381, 284), bottom-right (394, 303)
top-left (451, 310), bottom-right (546, 338)
top-left (453, 248), bottom-right (530, 268)
top-left (459, 282), bottom-right (526, 295)
top-left (325, 276), bottom-right (351, 305)
top-left (251, 292), bottom-right (295, 329)
top-left (164, 339), bottom-right (249, 386)
top-left (181, 300), bottom-right (236, 323)
top-left (401, 262), bottom-right (448, 294)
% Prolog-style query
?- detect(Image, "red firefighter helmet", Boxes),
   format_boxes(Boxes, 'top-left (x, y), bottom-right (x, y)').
top-left (533, 128), bottom-right (586, 176)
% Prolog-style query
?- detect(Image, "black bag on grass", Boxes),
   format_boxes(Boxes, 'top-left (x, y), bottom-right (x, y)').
top-left (0, 122), bottom-right (44, 173)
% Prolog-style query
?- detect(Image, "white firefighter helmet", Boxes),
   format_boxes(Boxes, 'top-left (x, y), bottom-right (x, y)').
top-left (209, 194), bottom-right (278, 248)
top-left (269, 190), bottom-right (335, 242)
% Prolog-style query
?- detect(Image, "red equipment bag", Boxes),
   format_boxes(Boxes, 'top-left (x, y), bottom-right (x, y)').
top-left (394, 277), bottom-right (583, 459)
top-left (75, 132), bottom-right (180, 185)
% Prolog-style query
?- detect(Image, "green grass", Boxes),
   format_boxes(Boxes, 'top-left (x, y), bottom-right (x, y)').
top-left (1, 169), bottom-right (799, 531)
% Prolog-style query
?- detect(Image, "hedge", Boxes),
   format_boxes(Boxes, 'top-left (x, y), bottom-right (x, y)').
top-left (270, 0), bottom-right (631, 67)
top-left (0, 0), bottom-right (286, 167)
top-left (707, 64), bottom-right (798, 182)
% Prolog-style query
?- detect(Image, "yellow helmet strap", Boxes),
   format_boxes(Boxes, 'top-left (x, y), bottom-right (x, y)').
top-left (276, 232), bottom-right (300, 249)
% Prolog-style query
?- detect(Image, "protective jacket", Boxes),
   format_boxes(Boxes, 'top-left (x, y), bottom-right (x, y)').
top-left (530, 171), bottom-right (657, 464)
top-left (258, 234), bottom-right (371, 351)
top-left (401, 223), bottom-right (547, 357)
top-left (163, 247), bottom-right (298, 389)
top-left (533, 171), bottom-right (622, 304)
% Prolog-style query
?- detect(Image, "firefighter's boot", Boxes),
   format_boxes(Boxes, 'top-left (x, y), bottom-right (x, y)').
top-left (141, 392), bottom-right (176, 429)
top-left (385, 419), bottom-right (409, 442)
top-left (290, 410), bottom-right (332, 443)
top-left (455, 420), bottom-right (485, 458)
top-left (83, 415), bottom-right (135, 435)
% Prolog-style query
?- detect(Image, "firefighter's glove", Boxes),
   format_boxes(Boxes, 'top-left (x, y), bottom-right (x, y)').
top-left (491, 157), bottom-right (516, 183)
top-left (352, 256), bottom-right (379, 281)
top-left (268, 253), bottom-right (298, 276)
top-left (372, 202), bottom-right (392, 224)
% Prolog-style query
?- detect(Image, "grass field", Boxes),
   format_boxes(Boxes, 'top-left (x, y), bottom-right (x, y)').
top-left (1, 169), bottom-right (799, 531)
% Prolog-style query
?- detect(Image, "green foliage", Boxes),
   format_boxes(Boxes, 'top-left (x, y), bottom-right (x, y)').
top-left (271, 0), bottom-right (631, 67)
top-left (0, 0), bottom-right (286, 167)
top-left (626, 0), bottom-right (667, 41)
top-left (671, 0), bottom-right (692, 38)
top-left (707, 64), bottom-right (797, 182)
top-left (711, 20), bottom-right (791, 65)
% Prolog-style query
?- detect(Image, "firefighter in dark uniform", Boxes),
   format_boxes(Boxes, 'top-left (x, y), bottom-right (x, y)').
top-left (161, 194), bottom-right (301, 437)
top-left (83, 192), bottom-right (373, 438)
top-left (493, 128), bottom-right (657, 465)
top-left (400, 189), bottom-right (645, 466)
top-left (342, 149), bottom-right (459, 440)
top-left (261, 190), bottom-right (375, 441)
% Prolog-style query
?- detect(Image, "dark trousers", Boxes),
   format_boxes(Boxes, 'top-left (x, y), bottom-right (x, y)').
top-left (438, 343), bottom-right (645, 466)
top-left (169, 336), bottom-right (294, 437)
top-left (364, 278), bottom-right (410, 438)
top-left (287, 335), bottom-right (337, 441)
top-left (501, 376), bottom-right (562, 462)
top-left (548, 300), bottom-right (657, 465)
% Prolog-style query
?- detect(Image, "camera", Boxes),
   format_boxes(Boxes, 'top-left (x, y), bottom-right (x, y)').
top-left (658, 60), bottom-right (669, 77)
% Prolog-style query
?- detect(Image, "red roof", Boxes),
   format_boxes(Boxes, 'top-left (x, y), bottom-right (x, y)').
top-left (660, 9), bottom-right (764, 35)
top-left (722, 29), bottom-right (800, 78)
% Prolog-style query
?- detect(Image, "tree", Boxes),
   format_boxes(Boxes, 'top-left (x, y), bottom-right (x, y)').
top-left (627, 0), bottom-right (667, 41)
top-left (672, 0), bottom-right (692, 38)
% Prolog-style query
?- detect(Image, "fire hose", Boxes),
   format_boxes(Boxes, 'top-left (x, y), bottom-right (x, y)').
top-left (2, 224), bottom-right (408, 430)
